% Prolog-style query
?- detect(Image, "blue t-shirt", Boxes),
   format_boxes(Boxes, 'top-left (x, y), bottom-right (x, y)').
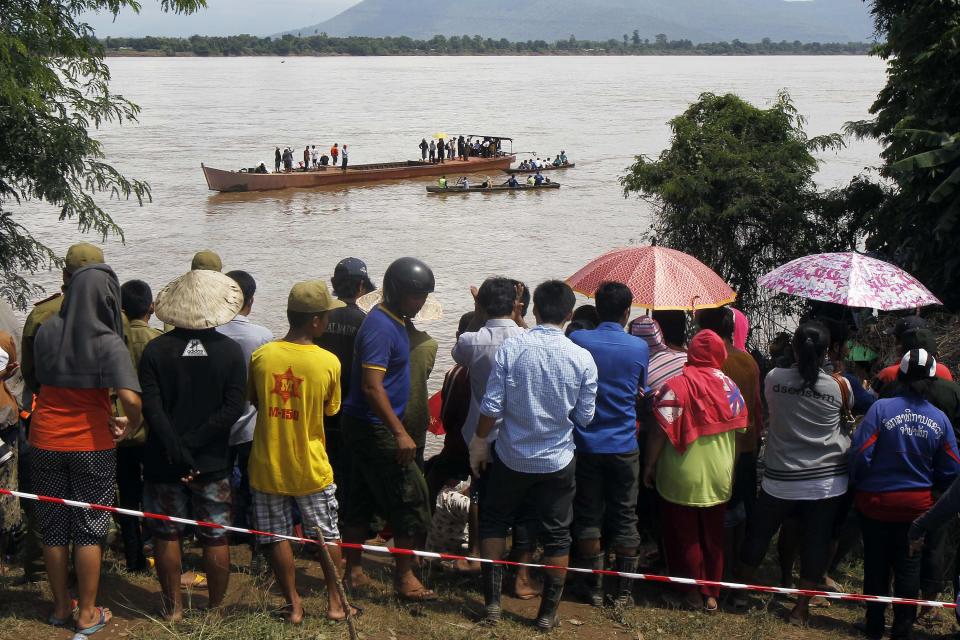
top-left (342, 305), bottom-right (410, 424)
top-left (569, 322), bottom-right (649, 454)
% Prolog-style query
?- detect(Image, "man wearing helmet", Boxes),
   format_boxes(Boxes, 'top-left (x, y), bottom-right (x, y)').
top-left (340, 257), bottom-right (437, 601)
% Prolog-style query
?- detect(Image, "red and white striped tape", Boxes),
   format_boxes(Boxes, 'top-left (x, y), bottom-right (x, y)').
top-left (0, 487), bottom-right (952, 609)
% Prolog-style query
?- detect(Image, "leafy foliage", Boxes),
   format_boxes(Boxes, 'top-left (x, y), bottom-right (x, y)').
top-left (0, 0), bottom-right (205, 309)
top-left (621, 92), bottom-right (878, 335)
top-left (98, 33), bottom-right (873, 57)
top-left (844, 0), bottom-right (960, 310)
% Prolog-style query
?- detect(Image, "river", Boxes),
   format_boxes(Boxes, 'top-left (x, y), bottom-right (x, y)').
top-left (20, 55), bottom-right (886, 404)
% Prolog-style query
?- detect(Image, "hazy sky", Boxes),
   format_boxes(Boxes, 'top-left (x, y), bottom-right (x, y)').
top-left (83, 0), bottom-right (361, 37)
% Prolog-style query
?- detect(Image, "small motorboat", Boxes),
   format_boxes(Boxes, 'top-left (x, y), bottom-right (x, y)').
top-left (426, 182), bottom-right (561, 193)
top-left (504, 163), bottom-right (575, 175)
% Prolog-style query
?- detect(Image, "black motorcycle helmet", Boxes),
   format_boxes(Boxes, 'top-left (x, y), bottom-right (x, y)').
top-left (382, 257), bottom-right (435, 308)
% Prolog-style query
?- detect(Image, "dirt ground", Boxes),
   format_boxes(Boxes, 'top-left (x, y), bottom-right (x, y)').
top-left (0, 542), bottom-right (958, 640)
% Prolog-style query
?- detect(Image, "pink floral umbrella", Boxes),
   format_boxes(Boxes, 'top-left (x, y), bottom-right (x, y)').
top-left (758, 252), bottom-right (942, 310)
top-left (566, 246), bottom-right (736, 310)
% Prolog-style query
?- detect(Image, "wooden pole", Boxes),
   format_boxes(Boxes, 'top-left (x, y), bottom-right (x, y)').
top-left (317, 541), bottom-right (359, 640)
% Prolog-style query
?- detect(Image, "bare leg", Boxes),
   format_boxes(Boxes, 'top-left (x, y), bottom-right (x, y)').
top-left (394, 534), bottom-right (434, 598)
top-left (455, 503), bottom-right (482, 572)
top-left (74, 545), bottom-right (110, 629)
top-left (154, 539), bottom-right (183, 621)
top-left (790, 582), bottom-right (815, 624)
top-left (43, 545), bottom-right (73, 622)
top-left (513, 549), bottom-right (541, 598)
top-left (341, 525), bottom-right (371, 588)
top-left (202, 543), bottom-right (230, 609)
top-left (266, 541), bottom-right (303, 623)
top-left (481, 538), bottom-right (508, 563)
top-left (316, 541), bottom-right (357, 620)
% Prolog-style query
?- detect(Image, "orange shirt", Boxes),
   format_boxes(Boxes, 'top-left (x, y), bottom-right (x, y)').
top-left (29, 386), bottom-right (113, 452)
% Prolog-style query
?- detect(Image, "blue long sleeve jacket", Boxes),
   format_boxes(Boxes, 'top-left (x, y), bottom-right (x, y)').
top-left (850, 393), bottom-right (960, 494)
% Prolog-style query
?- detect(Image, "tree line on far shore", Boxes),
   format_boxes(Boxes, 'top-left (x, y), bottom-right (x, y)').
top-left (100, 32), bottom-right (873, 57)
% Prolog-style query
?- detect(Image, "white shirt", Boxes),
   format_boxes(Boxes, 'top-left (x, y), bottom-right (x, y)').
top-left (216, 315), bottom-right (273, 445)
top-left (451, 318), bottom-right (525, 444)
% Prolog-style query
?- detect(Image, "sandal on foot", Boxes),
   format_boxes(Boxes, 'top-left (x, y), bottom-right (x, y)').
top-left (75, 607), bottom-right (111, 636)
top-left (328, 605), bottom-right (364, 622)
top-left (180, 572), bottom-right (207, 589)
top-left (48, 600), bottom-right (80, 627)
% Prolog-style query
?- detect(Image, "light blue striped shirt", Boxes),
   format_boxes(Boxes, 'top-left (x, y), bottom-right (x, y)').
top-left (480, 325), bottom-right (598, 474)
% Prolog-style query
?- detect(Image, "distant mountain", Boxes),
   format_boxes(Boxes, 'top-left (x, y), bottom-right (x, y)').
top-left (83, 0), bottom-right (360, 38)
top-left (282, 0), bottom-right (875, 43)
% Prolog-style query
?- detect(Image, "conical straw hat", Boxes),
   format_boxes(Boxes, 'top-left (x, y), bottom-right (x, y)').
top-left (155, 270), bottom-right (243, 330)
top-left (356, 290), bottom-right (443, 322)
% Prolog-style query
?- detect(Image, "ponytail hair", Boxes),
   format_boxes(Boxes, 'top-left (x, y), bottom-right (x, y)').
top-left (792, 321), bottom-right (830, 389)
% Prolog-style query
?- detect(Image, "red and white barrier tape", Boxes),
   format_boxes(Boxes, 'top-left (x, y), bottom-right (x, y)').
top-left (1, 487), bottom-right (953, 609)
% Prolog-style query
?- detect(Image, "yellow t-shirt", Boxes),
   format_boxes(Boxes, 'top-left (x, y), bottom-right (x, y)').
top-left (248, 341), bottom-right (341, 496)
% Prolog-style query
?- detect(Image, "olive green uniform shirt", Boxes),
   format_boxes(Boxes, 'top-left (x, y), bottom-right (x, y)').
top-left (20, 293), bottom-right (63, 395)
top-left (403, 327), bottom-right (437, 449)
top-left (117, 318), bottom-right (162, 444)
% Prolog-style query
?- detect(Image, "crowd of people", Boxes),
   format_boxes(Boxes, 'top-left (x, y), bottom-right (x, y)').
top-left (1, 243), bottom-right (960, 637)
top-left (516, 151), bottom-right (569, 171)
top-left (272, 143), bottom-right (349, 173)
top-left (419, 136), bottom-right (503, 163)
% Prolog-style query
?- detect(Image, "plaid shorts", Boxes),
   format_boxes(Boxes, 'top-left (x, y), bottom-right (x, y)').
top-left (252, 484), bottom-right (339, 545)
top-left (143, 477), bottom-right (232, 546)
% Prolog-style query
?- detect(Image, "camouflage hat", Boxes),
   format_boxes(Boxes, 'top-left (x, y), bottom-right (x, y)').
top-left (64, 243), bottom-right (105, 273)
top-left (191, 250), bottom-right (222, 272)
top-left (288, 280), bottom-right (346, 314)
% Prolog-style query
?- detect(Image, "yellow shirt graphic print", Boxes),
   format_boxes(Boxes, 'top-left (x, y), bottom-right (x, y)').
top-left (248, 341), bottom-right (341, 496)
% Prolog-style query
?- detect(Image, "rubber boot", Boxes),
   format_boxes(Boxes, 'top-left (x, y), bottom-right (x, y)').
top-left (615, 555), bottom-right (639, 607)
top-left (535, 575), bottom-right (565, 631)
top-left (482, 562), bottom-right (504, 624)
top-left (579, 553), bottom-right (605, 607)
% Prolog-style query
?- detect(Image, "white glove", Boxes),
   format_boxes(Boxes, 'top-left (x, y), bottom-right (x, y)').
top-left (468, 435), bottom-right (490, 478)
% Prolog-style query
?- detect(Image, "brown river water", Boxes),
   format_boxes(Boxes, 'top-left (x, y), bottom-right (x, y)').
top-left (19, 56), bottom-right (885, 430)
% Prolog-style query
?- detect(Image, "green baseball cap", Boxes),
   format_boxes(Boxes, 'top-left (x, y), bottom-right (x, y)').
top-left (288, 280), bottom-right (346, 314)
top-left (64, 243), bottom-right (105, 273)
top-left (191, 250), bottom-right (222, 272)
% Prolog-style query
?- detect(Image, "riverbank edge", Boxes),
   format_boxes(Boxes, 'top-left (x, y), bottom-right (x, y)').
top-left (106, 49), bottom-right (873, 58)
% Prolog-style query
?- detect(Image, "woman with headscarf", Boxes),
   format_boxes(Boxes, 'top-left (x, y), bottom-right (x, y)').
top-left (30, 264), bottom-right (142, 636)
top-left (643, 329), bottom-right (747, 611)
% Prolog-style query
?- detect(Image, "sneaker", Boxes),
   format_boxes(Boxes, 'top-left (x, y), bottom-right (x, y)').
top-left (0, 442), bottom-right (13, 466)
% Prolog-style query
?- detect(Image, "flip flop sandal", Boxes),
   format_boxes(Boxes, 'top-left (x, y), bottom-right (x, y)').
top-left (329, 605), bottom-right (364, 622)
top-left (180, 572), bottom-right (208, 589)
top-left (271, 604), bottom-right (305, 625)
top-left (47, 599), bottom-right (79, 627)
top-left (74, 606), bottom-right (111, 636)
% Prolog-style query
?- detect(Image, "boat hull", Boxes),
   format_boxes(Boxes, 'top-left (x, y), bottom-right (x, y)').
top-left (426, 183), bottom-right (560, 193)
top-left (202, 156), bottom-right (514, 192)
top-left (504, 163), bottom-right (575, 175)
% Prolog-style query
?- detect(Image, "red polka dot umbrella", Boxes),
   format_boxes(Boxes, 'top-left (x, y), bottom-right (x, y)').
top-left (566, 246), bottom-right (736, 311)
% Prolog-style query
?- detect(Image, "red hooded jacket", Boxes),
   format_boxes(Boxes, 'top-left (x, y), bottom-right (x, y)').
top-left (654, 329), bottom-right (748, 454)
